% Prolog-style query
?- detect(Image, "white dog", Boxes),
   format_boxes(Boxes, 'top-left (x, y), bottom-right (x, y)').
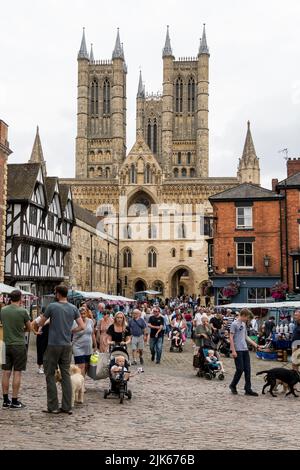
top-left (55, 365), bottom-right (85, 406)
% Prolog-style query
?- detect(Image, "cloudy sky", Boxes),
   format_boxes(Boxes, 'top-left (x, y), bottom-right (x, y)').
top-left (1, 0), bottom-right (300, 188)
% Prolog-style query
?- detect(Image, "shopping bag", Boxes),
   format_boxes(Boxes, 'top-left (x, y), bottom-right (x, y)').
top-left (88, 352), bottom-right (110, 380)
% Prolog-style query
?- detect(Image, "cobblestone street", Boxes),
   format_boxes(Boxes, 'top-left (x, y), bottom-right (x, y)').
top-left (0, 339), bottom-right (299, 450)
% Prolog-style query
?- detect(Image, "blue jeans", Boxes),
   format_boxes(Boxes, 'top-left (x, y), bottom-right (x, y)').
top-left (150, 336), bottom-right (163, 363)
top-left (186, 321), bottom-right (192, 338)
top-left (230, 350), bottom-right (252, 392)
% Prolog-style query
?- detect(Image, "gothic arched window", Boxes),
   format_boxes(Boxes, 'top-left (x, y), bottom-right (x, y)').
top-left (123, 248), bottom-right (132, 268)
top-left (105, 167), bottom-right (110, 178)
top-left (188, 77), bottom-right (195, 113)
top-left (148, 248), bottom-right (157, 268)
top-left (171, 248), bottom-right (176, 257)
top-left (153, 119), bottom-right (157, 154)
top-left (144, 164), bottom-right (152, 184)
top-left (175, 77), bottom-right (183, 113)
top-left (178, 152), bottom-right (182, 165)
top-left (123, 225), bottom-right (132, 240)
top-left (103, 79), bottom-right (110, 115)
top-left (190, 168), bottom-right (195, 177)
top-left (91, 79), bottom-right (98, 115)
top-left (148, 224), bottom-right (157, 239)
top-left (178, 223), bottom-right (186, 239)
top-left (187, 152), bottom-right (191, 164)
top-left (181, 168), bottom-right (187, 177)
top-left (130, 164), bottom-right (136, 184)
top-left (147, 119), bottom-right (151, 149)
top-left (174, 168), bottom-right (179, 178)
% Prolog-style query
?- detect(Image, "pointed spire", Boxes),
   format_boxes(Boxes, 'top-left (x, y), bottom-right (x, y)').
top-left (29, 126), bottom-right (46, 176)
top-left (162, 25), bottom-right (173, 58)
top-left (242, 121), bottom-right (257, 162)
top-left (199, 23), bottom-right (209, 55)
top-left (112, 28), bottom-right (123, 59)
top-left (137, 70), bottom-right (145, 99)
top-left (78, 27), bottom-right (89, 59)
top-left (238, 121), bottom-right (260, 184)
top-left (89, 43), bottom-right (94, 62)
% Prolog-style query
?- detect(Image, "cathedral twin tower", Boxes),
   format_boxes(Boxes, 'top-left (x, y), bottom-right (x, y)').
top-left (75, 26), bottom-right (211, 181)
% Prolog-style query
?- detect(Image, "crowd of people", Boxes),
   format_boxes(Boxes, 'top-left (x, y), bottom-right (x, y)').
top-left (1, 287), bottom-right (300, 411)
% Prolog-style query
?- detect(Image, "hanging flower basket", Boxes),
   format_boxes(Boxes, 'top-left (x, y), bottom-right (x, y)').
top-left (271, 282), bottom-right (288, 300)
top-left (222, 281), bottom-right (240, 299)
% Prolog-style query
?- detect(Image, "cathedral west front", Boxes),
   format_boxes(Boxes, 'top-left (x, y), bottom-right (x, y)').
top-left (62, 26), bottom-right (260, 299)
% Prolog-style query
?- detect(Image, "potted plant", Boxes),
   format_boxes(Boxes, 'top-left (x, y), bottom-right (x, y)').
top-left (270, 282), bottom-right (288, 301)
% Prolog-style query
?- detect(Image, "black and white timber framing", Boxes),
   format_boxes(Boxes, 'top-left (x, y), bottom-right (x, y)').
top-left (5, 163), bottom-right (75, 295)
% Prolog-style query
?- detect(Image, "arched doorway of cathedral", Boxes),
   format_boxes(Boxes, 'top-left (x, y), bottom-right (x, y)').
top-left (127, 189), bottom-right (156, 216)
top-left (134, 279), bottom-right (147, 293)
top-left (169, 266), bottom-right (194, 298)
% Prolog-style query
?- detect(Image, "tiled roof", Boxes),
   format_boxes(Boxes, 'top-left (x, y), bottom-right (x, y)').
top-left (209, 182), bottom-right (282, 202)
top-left (7, 163), bottom-right (41, 201)
top-left (277, 172), bottom-right (300, 188)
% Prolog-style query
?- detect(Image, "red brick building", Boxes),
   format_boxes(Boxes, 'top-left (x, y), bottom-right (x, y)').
top-left (209, 183), bottom-right (282, 304)
top-left (275, 158), bottom-right (300, 292)
top-left (0, 120), bottom-right (12, 282)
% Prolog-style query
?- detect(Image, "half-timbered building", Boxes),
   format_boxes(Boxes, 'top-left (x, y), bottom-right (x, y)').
top-left (5, 163), bottom-right (75, 295)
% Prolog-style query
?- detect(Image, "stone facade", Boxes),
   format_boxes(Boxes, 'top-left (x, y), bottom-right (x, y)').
top-left (0, 120), bottom-right (12, 283)
top-left (66, 204), bottom-right (117, 293)
top-left (61, 27), bottom-right (261, 299)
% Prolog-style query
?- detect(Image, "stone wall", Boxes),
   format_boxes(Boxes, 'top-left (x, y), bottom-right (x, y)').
top-left (66, 218), bottom-right (117, 294)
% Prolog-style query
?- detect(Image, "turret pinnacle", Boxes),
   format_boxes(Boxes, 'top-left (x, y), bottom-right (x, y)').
top-left (162, 25), bottom-right (173, 57)
top-left (29, 126), bottom-right (46, 176)
top-left (112, 28), bottom-right (123, 59)
top-left (78, 27), bottom-right (89, 60)
top-left (89, 43), bottom-right (94, 62)
top-left (137, 70), bottom-right (145, 99)
top-left (237, 121), bottom-right (260, 185)
top-left (199, 23), bottom-right (209, 55)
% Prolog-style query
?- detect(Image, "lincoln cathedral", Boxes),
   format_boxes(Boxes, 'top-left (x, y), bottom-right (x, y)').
top-left (58, 25), bottom-right (261, 299)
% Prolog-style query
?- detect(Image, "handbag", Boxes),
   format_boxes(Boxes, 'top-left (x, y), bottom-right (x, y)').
top-left (88, 351), bottom-right (110, 380)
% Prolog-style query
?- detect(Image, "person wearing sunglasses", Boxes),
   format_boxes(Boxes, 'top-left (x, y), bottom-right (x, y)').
top-left (229, 308), bottom-right (260, 396)
top-left (107, 312), bottom-right (131, 348)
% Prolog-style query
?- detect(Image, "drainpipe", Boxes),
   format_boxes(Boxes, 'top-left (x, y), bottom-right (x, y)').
top-left (284, 181), bottom-right (289, 286)
top-left (279, 195), bottom-right (283, 282)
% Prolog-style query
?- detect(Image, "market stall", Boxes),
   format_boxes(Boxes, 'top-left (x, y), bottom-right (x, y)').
top-left (216, 301), bottom-right (298, 362)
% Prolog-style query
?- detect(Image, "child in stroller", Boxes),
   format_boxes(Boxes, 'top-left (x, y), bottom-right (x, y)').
top-left (194, 345), bottom-right (225, 380)
top-left (170, 327), bottom-right (183, 352)
top-left (104, 345), bottom-right (132, 403)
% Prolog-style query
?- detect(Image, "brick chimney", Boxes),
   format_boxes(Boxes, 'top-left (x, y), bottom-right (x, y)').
top-left (272, 178), bottom-right (279, 192)
top-left (287, 157), bottom-right (300, 177)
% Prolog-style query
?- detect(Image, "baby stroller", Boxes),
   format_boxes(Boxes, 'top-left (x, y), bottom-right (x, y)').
top-left (170, 327), bottom-right (183, 352)
top-left (103, 345), bottom-right (132, 403)
top-left (193, 344), bottom-right (225, 381)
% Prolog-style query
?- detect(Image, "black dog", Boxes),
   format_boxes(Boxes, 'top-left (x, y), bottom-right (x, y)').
top-left (256, 368), bottom-right (300, 397)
